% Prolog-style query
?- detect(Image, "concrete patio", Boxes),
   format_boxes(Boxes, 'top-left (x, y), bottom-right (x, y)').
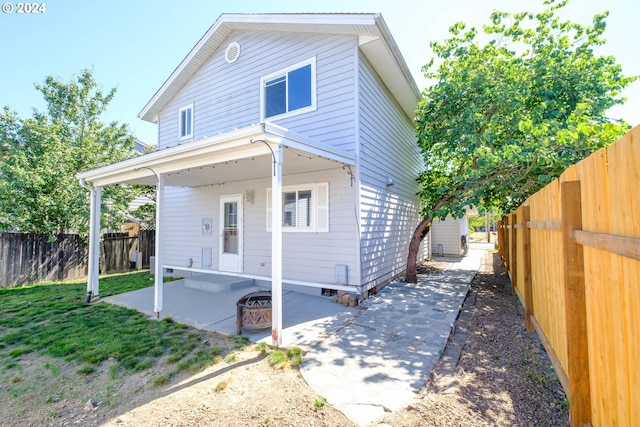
top-left (103, 277), bottom-right (359, 350)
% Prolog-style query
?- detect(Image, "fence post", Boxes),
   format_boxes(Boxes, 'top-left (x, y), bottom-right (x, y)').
top-left (497, 219), bottom-right (505, 258)
top-left (561, 180), bottom-right (591, 427)
top-left (510, 212), bottom-right (518, 295)
top-left (503, 216), bottom-right (510, 271)
top-left (521, 206), bottom-right (534, 332)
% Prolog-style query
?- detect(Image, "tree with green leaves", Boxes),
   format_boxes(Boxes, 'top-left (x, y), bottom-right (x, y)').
top-left (0, 69), bottom-right (139, 235)
top-left (405, 0), bottom-right (636, 282)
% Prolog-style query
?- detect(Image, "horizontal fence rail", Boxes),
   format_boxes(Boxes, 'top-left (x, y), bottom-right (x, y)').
top-left (498, 125), bottom-right (640, 427)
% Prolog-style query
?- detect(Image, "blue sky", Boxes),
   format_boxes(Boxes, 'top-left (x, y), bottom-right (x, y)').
top-left (1, 0), bottom-right (638, 146)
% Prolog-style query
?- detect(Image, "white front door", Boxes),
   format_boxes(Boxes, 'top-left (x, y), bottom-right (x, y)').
top-left (219, 195), bottom-right (243, 273)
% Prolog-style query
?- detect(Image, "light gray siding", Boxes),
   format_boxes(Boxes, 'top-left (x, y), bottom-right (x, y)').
top-left (431, 216), bottom-right (470, 257)
top-left (157, 31), bottom-right (357, 154)
top-left (357, 54), bottom-right (428, 289)
top-left (161, 167), bottom-right (359, 287)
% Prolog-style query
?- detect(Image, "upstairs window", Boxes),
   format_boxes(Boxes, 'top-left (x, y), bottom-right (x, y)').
top-left (178, 104), bottom-right (193, 140)
top-left (260, 57), bottom-right (316, 121)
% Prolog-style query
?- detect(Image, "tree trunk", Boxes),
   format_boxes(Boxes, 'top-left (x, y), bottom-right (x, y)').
top-left (404, 214), bottom-right (433, 283)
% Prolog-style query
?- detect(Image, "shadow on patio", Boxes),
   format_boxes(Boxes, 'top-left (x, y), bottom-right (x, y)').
top-left (103, 279), bottom-right (360, 349)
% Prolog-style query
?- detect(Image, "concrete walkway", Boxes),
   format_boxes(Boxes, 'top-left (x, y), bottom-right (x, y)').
top-left (301, 248), bottom-right (483, 426)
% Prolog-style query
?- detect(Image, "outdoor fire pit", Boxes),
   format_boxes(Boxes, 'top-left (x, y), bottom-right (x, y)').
top-left (236, 290), bottom-right (272, 334)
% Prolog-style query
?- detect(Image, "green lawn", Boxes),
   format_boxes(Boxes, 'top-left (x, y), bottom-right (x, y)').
top-left (0, 271), bottom-right (247, 382)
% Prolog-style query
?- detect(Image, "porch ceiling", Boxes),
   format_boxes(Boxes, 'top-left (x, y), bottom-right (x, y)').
top-left (77, 123), bottom-right (355, 188)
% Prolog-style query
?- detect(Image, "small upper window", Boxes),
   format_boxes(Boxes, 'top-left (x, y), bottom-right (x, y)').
top-left (178, 104), bottom-right (193, 140)
top-left (260, 57), bottom-right (316, 121)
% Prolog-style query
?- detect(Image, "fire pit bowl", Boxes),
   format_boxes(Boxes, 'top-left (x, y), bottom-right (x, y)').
top-left (236, 290), bottom-right (272, 334)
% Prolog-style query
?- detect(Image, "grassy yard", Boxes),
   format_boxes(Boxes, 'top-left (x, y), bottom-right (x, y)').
top-left (0, 272), bottom-right (247, 386)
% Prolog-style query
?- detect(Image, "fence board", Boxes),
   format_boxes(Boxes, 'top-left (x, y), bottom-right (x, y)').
top-left (607, 130), bottom-right (639, 425)
top-left (575, 147), bottom-right (610, 426)
top-left (529, 180), bottom-right (569, 376)
top-left (521, 206), bottom-right (533, 332)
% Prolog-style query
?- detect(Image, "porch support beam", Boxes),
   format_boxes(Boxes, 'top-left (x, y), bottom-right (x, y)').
top-left (86, 185), bottom-right (101, 299)
top-left (154, 173), bottom-right (165, 315)
top-left (271, 144), bottom-right (283, 346)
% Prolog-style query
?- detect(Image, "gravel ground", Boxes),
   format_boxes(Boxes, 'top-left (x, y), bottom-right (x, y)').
top-left (377, 250), bottom-right (570, 426)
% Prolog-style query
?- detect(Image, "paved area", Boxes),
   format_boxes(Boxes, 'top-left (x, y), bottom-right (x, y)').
top-left (104, 247), bottom-right (484, 426)
top-left (300, 249), bottom-right (483, 426)
top-left (103, 281), bottom-right (358, 349)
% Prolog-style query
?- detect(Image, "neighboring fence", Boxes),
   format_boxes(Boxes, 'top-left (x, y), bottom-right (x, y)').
top-left (0, 230), bottom-right (155, 287)
top-left (0, 233), bottom-right (86, 287)
top-left (100, 230), bottom-right (155, 273)
top-left (498, 126), bottom-right (640, 427)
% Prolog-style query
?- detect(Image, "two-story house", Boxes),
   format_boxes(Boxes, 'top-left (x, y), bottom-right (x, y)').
top-left (78, 13), bottom-right (429, 344)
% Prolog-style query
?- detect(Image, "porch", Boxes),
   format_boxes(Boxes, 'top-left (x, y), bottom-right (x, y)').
top-left (77, 122), bottom-right (357, 346)
top-left (103, 276), bottom-right (358, 349)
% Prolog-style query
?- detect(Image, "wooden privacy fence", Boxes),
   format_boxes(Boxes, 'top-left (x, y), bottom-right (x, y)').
top-left (101, 230), bottom-right (155, 274)
top-left (0, 233), bottom-right (86, 287)
top-left (498, 126), bottom-right (639, 427)
top-left (0, 230), bottom-right (155, 287)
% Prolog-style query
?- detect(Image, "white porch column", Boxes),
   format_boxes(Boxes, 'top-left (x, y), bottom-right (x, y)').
top-left (86, 186), bottom-right (101, 299)
top-left (154, 173), bottom-right (165, 316)
top-left (271, 144), bottom-right (283, 346)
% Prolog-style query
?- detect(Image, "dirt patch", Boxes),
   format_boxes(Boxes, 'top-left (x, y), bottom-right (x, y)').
top-left (1, 252), bottom-right (569, 426)
top-left (0, 335), bottom-right (352, 426)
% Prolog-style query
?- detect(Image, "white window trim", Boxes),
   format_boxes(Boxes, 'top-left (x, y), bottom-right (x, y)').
top-left (267, 182), bottom-right (329, 233)
top-left (178, 103), bottom-right (194, 141)
top-left (259, 57), bottom-right (317, 122)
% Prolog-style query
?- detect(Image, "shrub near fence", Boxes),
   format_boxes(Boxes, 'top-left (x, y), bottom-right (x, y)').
top-left (498, 125), bottom-right (640, 427)
top-left (0, 230), bottom-right (155, 287)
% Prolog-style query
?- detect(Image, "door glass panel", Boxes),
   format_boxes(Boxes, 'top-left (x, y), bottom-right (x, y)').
top-left (223, 202), bottom-right (238, 254)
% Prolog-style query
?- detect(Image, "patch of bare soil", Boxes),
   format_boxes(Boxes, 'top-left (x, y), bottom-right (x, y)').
top-left (0, 337), bottom-right (352, 426)
top-left (376, 251), bottom-right (570, 426)
top-left (1, 251), bottom-right (569, 427)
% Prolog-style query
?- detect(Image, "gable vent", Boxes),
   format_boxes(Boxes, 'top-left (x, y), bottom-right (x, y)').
top-left (225, 42), bottom-right (241, 64)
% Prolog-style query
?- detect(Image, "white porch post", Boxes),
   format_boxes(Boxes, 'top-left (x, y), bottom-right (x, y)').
top-left (86, 186), bottom-right (101, 299)
top-left (154, 173), bottom-right (165, 316)
top-left (271, 144), bottom-right (283, 346)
